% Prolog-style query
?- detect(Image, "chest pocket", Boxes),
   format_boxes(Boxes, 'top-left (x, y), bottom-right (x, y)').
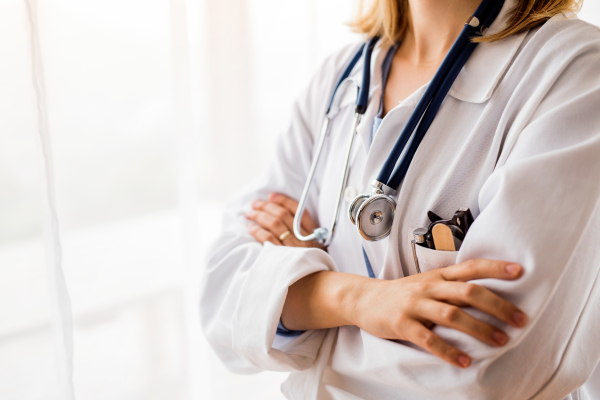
top-left (414, 243), bottom-right (458, 273)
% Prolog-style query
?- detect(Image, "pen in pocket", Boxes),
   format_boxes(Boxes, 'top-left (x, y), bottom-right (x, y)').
top-left (412, 208), bottom-right (474, 272)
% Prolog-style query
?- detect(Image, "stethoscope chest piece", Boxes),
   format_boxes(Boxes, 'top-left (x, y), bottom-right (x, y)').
top-left (354, 194), bottom-right (396, 241)
top-left (348, 194), bottom-right (369, 225)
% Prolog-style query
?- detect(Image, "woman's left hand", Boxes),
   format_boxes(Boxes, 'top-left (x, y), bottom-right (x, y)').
top-left (245, 193), bottom-right (325, 250)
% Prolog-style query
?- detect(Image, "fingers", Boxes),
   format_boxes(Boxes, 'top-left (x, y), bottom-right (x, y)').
top-left (428, 281), bottom-right (527, 328)
top-left (268, 193), bottom-right (299, 213)
top-left (248, 201), bottom-right (310, 243)
top-left (440, 259), bottom-right (524, 282)
top-left (435, 259), bottom-right (528, 328)
top-left (269, 193), bottom-right (318, 233)
top-left (251, 199), bottom-right (306, 234)
top-left (252, 201), bottom-right (294, 228)
top-left (247, 224), bottom-right (282, 246)
top-left (417, 299), bottom-right (510, 348)
top-left (245, 209), bottom-right (288, 238)
top-left (245, 197), bottom-right (325, 249)
top-left (404, 320), bottom-right (471, 368)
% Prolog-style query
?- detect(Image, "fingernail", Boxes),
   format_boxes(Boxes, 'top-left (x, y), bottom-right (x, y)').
top-left (269, 193), bottom-right (278, 201)
top-left (506, 264), bottom-right (521, 275)
top-left (512, 311), bottom-right (526, 325)
top-left (492, 331), bottom-right (507, 345)
top-left (252, 200), bottom-right (264, 208)
top-left (245, 210), bottom-right (256, 218)
top-left (458, 355), bottom-right (471, 368)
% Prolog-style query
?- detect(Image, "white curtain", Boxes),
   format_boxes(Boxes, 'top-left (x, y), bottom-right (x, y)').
top-left (0, 1), bottom-right (598, 399)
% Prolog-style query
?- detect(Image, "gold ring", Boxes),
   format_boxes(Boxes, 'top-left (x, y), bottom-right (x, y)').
top-left (279, 231), bottom-right (291, 241)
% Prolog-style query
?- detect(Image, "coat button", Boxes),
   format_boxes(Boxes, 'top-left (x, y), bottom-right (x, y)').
top-left (344, 186), bottom-right (358, 203)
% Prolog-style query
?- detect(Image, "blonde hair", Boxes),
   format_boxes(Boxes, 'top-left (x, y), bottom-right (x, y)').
top-left (351, 0), bottom-right (583, 44)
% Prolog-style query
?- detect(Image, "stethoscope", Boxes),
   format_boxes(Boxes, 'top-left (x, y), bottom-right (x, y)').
top-left (293, 0), bottom-right (505, 245)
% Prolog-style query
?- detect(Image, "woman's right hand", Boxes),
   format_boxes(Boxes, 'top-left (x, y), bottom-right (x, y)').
top-left (283, 259), bottom-right (527, 368)
top-left (347, 259), bottom-right (528, 368)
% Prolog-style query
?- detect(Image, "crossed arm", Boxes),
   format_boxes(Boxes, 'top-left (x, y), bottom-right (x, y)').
top-left (245, 193), bottom-right (528, 368)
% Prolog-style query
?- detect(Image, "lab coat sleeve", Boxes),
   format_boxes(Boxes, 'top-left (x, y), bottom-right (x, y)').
top-left (383, 27), bottom-right (600, 399)
top-left (199, 44), bottom-right (359, 373)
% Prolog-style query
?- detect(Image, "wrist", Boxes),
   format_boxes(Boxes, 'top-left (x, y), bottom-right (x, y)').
top-left (334, 273), bottom-right (378, 327)
top-left (282, 271), bottom-right (378, 330)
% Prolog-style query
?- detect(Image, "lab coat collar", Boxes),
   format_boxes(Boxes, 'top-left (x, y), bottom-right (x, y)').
top-left (360, 0), bottom-right (525, 106)
top-left (448, 0), bottom-right (525, 104)
top-left (340, 0), bottom-right (524, 157)
top-left (352, 0), bottom-right (524, 109)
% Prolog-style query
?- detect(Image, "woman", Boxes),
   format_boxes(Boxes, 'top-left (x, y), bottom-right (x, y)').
top-left (201, 0), bottom-right (600, 398)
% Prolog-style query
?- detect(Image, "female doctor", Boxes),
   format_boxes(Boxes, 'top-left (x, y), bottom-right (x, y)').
top-left (200, 0), bottom-right (600, 398)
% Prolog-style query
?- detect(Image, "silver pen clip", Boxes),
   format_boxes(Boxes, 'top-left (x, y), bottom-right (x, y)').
top-left (411, 228), bottom-right (427, 274)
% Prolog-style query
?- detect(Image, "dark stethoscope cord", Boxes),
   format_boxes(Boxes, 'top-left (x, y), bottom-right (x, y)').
top-left (292, 0), bottom-right (506, 248)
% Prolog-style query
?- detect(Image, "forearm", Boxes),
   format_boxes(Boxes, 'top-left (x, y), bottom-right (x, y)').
top-left (281, 270), bottom-right (372, 331)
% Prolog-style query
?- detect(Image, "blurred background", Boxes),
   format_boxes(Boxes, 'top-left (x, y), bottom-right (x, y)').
top-left (1, 1), bottom-right (599, 399)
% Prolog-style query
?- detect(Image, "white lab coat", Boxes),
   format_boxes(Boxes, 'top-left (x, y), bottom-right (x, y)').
top-left (200, 0), bottom-right (600, 398)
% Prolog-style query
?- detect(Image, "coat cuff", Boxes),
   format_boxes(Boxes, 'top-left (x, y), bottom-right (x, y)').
top-left (231, 243), bottom-right (334, 371)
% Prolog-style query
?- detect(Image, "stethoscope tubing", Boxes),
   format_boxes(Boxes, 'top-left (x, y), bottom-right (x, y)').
top-left (356, 38), bottom-right (379, 114)
top-left (326, 43), bottom-right (365, 113)
top-left (292, 117), bottom-right (332, 243)
top-left (377, 0), bottom-right (505, 189)
top-left (387, 39), bottom-right (477, 188)
top-left (376, 31), bottom-right (472, 187)
top-left (293, 0), bottom-right (505, 244)
top-left (292, 82), bottom-right (364, 244)
top-left (327, 36), bottom-right (379, 115)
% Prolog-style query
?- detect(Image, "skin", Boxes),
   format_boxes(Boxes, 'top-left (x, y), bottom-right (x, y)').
top-left (384, 0), bottom-right (482, 112)
top-left (245, 0), bottom-right (528, 369)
